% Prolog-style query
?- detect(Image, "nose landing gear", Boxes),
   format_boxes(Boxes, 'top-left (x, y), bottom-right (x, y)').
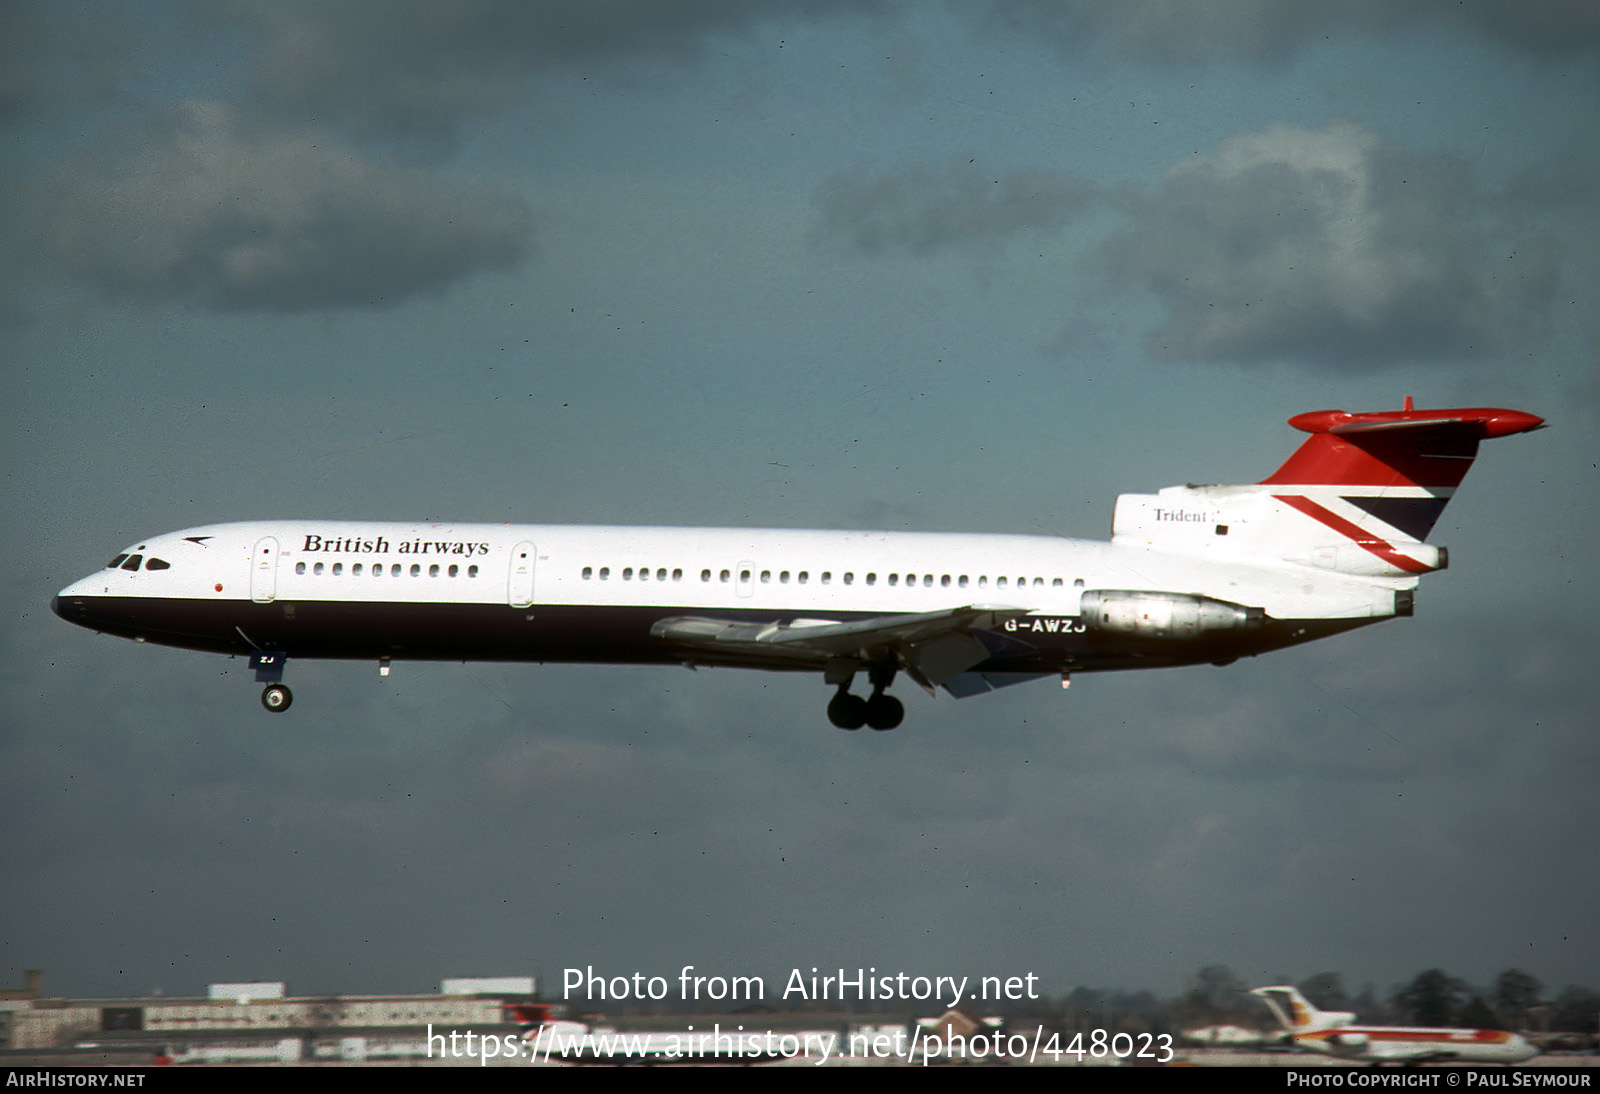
top-left (252, 650), bottom-right (292, 714)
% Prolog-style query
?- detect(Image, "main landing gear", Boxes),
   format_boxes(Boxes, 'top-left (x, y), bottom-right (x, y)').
top-left (252, 650), bottom-right (292, 713)
top-left (826, 662), bottom-right (904, 731)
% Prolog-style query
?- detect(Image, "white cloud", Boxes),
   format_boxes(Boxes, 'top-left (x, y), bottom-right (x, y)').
top-left (1103, 121), bottom-right (1561, 369)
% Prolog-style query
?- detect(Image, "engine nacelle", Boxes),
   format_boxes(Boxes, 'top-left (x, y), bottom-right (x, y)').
top-left (1079, 590), bottom-right (1265, 639)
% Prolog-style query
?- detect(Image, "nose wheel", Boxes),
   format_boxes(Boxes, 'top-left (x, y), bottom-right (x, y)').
top-left (251, 650), bottom-right (292, 714)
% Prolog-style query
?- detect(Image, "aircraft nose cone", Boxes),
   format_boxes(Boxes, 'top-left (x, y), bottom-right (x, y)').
top-left (53, 590), bottom-right (89, 623)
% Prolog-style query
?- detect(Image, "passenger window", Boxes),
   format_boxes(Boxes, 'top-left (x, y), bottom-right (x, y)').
top-left (888, 574), bottom-right (899, 586)
top-left (583, 566), bottom-right (593, 579)
top-left (624, 567), bottom-right (634, 580)
top-left (760, 570), bottom-right (770, 583)
top-left (332, 563), bottom-right (343, 576)
top-left (1052, 578), bottom-right (1063, 587)
top-left (314, 562), bottom-right (325, 575)
top-left (449, 564), bottom-right (458, 577)
top-left (658, 568), bottom-right (668, 581)
top-left (997, 577), bottom-right (1007, 588)
top-left (296, 562), bottom-right (306, 575)
top-left (865, 573), bottom-right (876, 585)
top-left (701, 569), bottom-right (712, 582)
top-left (941, 575), bottom-right (950, 587)
top-left (798, 571), bottom-right (808, 584)
top-left (638, 568), bottom-right (648, 581)
top-left (429, 564), bottom-right (440, 577)
top-left (391, 564), bottom-right (402, 576)
top-left (843, 572), bottom-right (854, 585)
top-left (959, 575), bottom-right (968, 588)
top-left (780, 571), bottom-right (790, 584)
top-left (410, 564), bottom-right (421, 577)
top-left (821, 572), bottom-right (831, 584)
top-left (600, 567), bottom-right (610, 579)
top-left (923, 575), bottom-right (933, 587)
top-left (354, 564), bottom-right (364, 576)
top-left (468, 565), bottom-right (479, 578)
top-left (672, 569), bottom-right (682, 581)
top-left (720, 569), bottom-right (730, 582)
top-left (1033, 577), bottom-right (1043, 587)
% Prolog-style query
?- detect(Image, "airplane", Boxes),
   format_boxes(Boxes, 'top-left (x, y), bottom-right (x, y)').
top-left (52, 400), bottom-right (1543, 729)
top-left (1250, 986), bottom-right (1540, 1065)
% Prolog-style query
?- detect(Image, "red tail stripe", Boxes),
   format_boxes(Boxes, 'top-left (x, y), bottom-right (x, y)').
top-left (1274, 495), bottom-right (1434, 574)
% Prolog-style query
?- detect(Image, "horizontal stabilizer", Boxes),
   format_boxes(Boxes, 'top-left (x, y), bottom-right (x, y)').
top-left (1265, 403), bottom-right (1544, 489)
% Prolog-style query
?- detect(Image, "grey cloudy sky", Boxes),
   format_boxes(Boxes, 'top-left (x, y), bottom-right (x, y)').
top-left (3, 1), bottom-right (1597, 1007)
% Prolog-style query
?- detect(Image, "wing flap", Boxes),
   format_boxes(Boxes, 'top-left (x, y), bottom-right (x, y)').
top-left (650, 605), bottom-right (1029, 689)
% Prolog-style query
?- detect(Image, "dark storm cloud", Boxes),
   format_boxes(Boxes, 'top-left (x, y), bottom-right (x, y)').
top-left (222, 0), bottom-right (880, 145)
top-left (1103, 122), bottom-right (1562, 369)
top-left (812, 162), bottom-right (1103, 256)
top-left (986, 0), bottom-right (1600, 64)
top-left (28, 102), bottom-right (532, 313)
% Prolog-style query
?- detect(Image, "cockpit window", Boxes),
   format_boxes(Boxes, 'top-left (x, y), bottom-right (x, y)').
top-left (107, 554), bottom-right (129, 569)
top-left (145, 558), bottom-right (170, 571)
top-left (121, 555), bottom-right (143, 571)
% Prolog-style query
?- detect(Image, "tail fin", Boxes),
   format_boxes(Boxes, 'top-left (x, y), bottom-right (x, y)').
top-left (1112, 401), bottom-right (1543, 579)
top-left (1251, 987), bottom-right (1354, 1033)
top-left (1261, 400), bottom-right (1545, 542)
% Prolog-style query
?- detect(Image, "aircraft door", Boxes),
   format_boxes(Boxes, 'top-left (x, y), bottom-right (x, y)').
top-left (509, 541), bottom-right (536, 607)
top-left (251, 537), bottom-right (279, 603)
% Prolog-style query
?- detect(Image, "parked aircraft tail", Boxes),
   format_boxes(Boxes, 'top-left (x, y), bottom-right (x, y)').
top-left (1252, 986), bottom-right (1355, 1034)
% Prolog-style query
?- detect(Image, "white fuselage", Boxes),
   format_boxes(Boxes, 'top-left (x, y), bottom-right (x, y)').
top-left (52, 518), bottom-right (1409, 719)
top-left (57, 519), bottom-right (1403, 620)
top-left (1293, 1025), bottom-right (1541, 1065)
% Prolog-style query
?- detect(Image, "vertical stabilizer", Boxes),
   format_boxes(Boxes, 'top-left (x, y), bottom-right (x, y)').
top-left (1260, 402), bottom-right (1544, 544)
top-left (1251, 986), bottom-right (1355, 1033)
top-left (1112, 403), bottom-right (1542, 579)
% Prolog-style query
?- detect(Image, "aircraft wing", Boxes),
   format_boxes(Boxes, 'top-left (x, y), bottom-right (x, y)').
top-left (650, 605), bottom-right (1031, 693)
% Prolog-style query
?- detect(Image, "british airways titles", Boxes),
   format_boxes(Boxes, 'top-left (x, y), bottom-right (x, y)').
top-left (300, 534), bottom-right (492, 557)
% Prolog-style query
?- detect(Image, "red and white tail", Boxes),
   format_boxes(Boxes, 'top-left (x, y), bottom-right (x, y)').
top-left (1112, 400), bottom-right (1544, 579)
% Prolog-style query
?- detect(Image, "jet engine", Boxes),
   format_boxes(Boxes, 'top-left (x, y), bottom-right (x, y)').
top-left (1079, 590), bottom-right (1265, 639)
